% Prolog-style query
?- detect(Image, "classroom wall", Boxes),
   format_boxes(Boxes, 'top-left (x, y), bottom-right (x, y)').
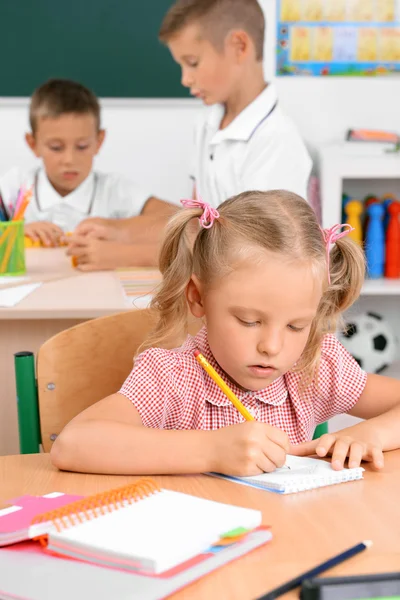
top-left (1, 0), bottom-right (399, 205)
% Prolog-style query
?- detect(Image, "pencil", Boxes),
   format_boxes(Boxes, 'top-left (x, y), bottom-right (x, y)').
top-left (193, 349), bottom-right (254, 421)
top-left (255, 540), bottom-right (372, 599)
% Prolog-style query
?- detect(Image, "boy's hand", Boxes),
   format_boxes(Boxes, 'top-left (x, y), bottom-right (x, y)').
top-left (25, 222), bottom-right (64, 247)
top-left (291, 429), bottom-right (384, 471)
top-left (66, 236), bottom-right (128, 271)
top-left (211, 421), bottom-right (290, 477)
top-left (73, 218), bottom-right (119, 242)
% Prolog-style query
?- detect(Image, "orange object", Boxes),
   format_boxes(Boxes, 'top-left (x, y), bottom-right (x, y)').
top-left (385, 201), bottom-right (400, 278)
top-left (13, 189), bottom-right (32, 221)
top-left (71, 255), bottom-right (78, 268)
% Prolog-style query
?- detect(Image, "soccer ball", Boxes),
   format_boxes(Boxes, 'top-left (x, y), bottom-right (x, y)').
top-left (338, 312), bottom-right (397, 374)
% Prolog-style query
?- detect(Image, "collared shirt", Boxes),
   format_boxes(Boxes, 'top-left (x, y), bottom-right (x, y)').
top-left (119, 327), bottom-right (367, 444)
top-left (0, 166), bottom-right (151, 232)
top-left (191, 83), bottom-right (313, 207)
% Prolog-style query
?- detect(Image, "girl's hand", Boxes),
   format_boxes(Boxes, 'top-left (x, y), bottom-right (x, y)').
top-left (211, 421), bottom-right (290, 477)
top-left (291, 429), bottom-right (384, 471)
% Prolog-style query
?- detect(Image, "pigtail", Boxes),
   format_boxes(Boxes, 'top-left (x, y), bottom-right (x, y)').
top-left (321, 237), bottom-right (366, 330)
top-left (139, 208), bottom-right (202, 353)
top-left (293, 236), bottom-right (365, 384)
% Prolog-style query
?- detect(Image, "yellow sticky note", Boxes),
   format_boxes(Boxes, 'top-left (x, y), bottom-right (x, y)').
top-left (357, 28), bottom-right (378, 61)
top-left (281, 0), bottom-right (301, 21)
top-left (290, 27), bottom-right (311, 61)
top-left (349, 0), bottom-right (373, 22)
top-left (379, 28), bottom-right (400, 61)
top-left (324, 0), bottom-right (345, 21)
top-left (313, 27), bottom-right (334, 61)
top-left (377, 0), bottom-right (395, 22)
top-left (303, 0), bottom-right (322, 21)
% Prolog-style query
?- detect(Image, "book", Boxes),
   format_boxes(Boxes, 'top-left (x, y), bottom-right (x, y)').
top-left (30, 479), bottom-right (267, 575)
top-left (0, 528), bottom-right (271, 600)
top-left (0, 492), bottom-right (83, 546)
top-left (208, 455), bottom-right (364, 495)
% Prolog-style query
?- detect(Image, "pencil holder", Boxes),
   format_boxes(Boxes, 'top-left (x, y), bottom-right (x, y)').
top-left (0, 220), bottom-right (26, 276)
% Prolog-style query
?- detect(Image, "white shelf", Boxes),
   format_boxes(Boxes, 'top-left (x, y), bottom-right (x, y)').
top-left (362, 279), bottom-right (400, 295)
top-left (319, 143), bottom-right (400, 229)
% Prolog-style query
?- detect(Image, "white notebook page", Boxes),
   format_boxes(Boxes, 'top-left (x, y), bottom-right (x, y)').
top-left (49, 489), bottom-right (262, 574)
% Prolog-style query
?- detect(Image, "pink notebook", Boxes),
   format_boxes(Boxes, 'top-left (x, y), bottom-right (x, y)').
top-left (0, 493), bottom-right (82, 546)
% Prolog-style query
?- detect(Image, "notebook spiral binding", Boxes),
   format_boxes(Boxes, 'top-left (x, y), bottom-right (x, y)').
top-left (31, 478), bottom-right (160, 544)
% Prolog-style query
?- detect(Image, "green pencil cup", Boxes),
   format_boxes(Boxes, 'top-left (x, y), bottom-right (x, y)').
top-left (0, 220), bottom-right (26, 276)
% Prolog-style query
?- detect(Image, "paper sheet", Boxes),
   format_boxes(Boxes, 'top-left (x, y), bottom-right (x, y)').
top-left (0, 283), bottom-right (42, 307)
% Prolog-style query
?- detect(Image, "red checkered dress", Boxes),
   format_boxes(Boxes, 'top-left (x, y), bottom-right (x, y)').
top-left (120, 327), bottom-right (367, 443)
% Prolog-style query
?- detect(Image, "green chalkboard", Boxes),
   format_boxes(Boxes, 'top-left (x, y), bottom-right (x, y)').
top-left (0, 0), bottom-right (189, 98)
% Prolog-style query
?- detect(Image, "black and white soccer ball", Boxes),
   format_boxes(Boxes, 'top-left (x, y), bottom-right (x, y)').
top-left (338, 312), bottom-right (397, 374)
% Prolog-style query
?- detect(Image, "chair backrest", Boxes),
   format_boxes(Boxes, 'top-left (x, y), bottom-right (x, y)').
top-left (37, 309), bottom-right (202, 452)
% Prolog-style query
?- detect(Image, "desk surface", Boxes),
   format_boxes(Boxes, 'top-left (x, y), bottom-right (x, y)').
top-left (1, 452), bottom-right (399, 600)
top-left (0, 248), bottom-right (129, 320)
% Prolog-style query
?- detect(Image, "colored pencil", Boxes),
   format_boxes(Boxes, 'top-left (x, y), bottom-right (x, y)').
top-left (193, 349), bottom-right (254, 421)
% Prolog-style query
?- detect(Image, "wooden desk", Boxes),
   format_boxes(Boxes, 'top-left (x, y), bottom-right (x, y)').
top-left (1, 452), bottom-right (399, 600)
top-left (0, 249), bottom-right (129, 456)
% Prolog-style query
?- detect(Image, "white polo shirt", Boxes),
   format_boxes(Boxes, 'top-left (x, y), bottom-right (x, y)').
top-left (192, 83), bottom-right (312, 207)
top-left (0, 167), bottom-right (152, 232)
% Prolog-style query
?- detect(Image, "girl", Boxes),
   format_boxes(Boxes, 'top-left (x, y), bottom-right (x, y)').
top-left (51, 190), bottom-right (400, 476)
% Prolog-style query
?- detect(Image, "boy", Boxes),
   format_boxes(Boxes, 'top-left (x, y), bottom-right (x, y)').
top-left (76, 0), bottom-right (312, 270)
top-left (0, 79), bottom-right (176, 266)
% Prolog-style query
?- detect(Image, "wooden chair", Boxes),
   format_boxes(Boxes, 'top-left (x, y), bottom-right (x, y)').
top-left (15, 309), bottom-right (201, 453)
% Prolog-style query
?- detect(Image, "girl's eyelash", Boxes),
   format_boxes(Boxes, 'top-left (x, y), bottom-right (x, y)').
top-left (237, 318), bottom-right (259, 327)
top-left (288, 325), bottom-right (305, 332)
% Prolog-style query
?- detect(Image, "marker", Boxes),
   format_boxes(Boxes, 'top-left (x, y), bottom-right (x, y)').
top-left (256, 540), bottom-right (373, 599)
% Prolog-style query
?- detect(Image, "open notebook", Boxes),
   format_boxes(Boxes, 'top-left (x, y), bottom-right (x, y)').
top-left (209, 456), bottom-right (364, 494)
top-left (27, 479), bottom-right (266, 576)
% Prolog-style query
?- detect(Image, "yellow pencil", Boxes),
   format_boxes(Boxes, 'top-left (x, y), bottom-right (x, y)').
top-left (194, 350), bottom-right (254, 421)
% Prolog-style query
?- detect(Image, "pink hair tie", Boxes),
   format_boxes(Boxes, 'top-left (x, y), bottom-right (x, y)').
top-left (180, 197), bottom-right (220, 229)
top-left (321, 223), bottom-right (354, 284)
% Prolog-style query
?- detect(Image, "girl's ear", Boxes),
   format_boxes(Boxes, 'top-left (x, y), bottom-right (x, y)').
top-left (186, 275), bottom-right (205, 318)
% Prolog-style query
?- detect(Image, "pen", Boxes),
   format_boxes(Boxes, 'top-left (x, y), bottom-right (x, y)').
top-left (255, 540), bottom-right (372, 599)
top-left (0, 193), bottom-right (9, 221)
top-left (193, 349), bottom-right (254, 421)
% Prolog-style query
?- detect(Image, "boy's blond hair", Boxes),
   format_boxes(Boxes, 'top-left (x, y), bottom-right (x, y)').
top-left (159, 0), bottom-right (265, 61)
top-left (144, 190), bottom-right (365, 384)
top-left (29, 79), bottom-right (101, 135)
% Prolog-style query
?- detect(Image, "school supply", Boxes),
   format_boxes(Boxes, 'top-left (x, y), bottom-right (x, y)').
top-left (209, 455), bottom-right (364, 494)
top-left (0, 492), bottom-right (83, 546)
top-left (13, 187), bottom-right (32, 221)
top-left (116, 268), bottom-right (161, 308)
top-left (0, 220), bottom-right (26, 276)
top-left (346, 129), bottom-right (400, 155)
top-left (0, 194), bottom-right (9, 222)
top-left (0, 282), bottom-right (41, 307)
top-left (30, 479), bottom-right (266, 575)
top-left (194, 349), bottom-right (255, 421)
top-left (300, 571), bottom-right (400, 600)
top-left (256, 540), bottom-right (372, 600)
top-left (0, 526), bottom-right (271, 600)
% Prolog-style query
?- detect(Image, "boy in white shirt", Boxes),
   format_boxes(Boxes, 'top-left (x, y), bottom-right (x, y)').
top-left (0, 79), bottom-right (175, 267)
top-left (69, 0), bottom-right (312, 269)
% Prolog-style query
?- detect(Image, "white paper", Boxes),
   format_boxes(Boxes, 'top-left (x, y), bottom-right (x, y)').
top-left (0, 276), bottom-right (29, 285)
top-left (0, 282), bottom-right (42, 307)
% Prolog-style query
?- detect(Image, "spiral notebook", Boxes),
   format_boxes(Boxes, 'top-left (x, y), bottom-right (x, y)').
top-left (209, 456), bottom-right (364, 494)
top-left (31, 478), bottom-right (265, 576)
